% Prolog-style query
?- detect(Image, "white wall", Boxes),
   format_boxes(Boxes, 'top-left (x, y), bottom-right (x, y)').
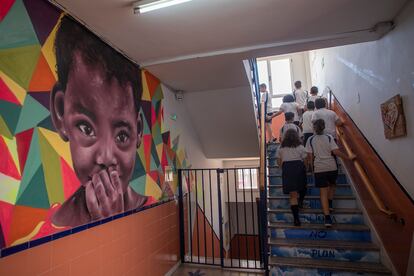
top-left (309, 1), bottom-right (414, 200)
top-left (183, 86), bottom-right (260, 159)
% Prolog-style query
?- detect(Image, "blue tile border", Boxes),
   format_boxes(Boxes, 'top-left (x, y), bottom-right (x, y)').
top-left (0, 197), bottom-right (175, 259)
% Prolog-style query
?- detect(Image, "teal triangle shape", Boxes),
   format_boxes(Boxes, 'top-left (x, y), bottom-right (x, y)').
top-left (16, 165), bottom-right (50, 209)
top-left (131, 153), bottom-right (146, 180)
top-left (37, 115), bottom-right (54, 131)
top-left (0, 100), bottom-right (21, 134)
top-left (142, 114), bottom-right (151, 135)
top-left (0, 0), bottom-right (39, 49)
top-left (15, 94), bottom-right (50, 134)
top-left (150, 141), bottom-right (160, 170)
top-left (17, 128), bottom-right (41, 199)
top-left (129, 175), bottom-right (146, 195)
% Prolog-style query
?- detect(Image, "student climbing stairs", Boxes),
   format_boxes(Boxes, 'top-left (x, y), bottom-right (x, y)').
top-left (266, 142), bottom-right (392, 275)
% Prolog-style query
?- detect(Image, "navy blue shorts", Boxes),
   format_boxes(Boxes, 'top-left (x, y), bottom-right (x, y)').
top-left (314, 170), bottom-right (338, 188)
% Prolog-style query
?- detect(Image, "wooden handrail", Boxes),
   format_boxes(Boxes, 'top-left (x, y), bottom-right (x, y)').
top-left (259, 101), bottom-right (266, 191)
top-left (336, 127), bottom-right (396, 218)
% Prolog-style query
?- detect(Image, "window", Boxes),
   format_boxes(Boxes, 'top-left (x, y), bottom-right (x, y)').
top-left (257, 57), bottom-right (294, 110)
top-left (237, 169), bottom-right (258, 190)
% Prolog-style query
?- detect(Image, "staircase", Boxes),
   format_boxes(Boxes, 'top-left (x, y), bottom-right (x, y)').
top-left (266, 142), bottom-right (391, 275)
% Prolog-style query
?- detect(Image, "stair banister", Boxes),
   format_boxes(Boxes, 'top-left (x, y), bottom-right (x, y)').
top-left (259, 100), bottom-right (266, 191)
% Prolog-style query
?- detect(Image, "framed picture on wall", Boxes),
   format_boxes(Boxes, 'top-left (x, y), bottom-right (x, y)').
top-left (380, 94), bottom-right (407, 139)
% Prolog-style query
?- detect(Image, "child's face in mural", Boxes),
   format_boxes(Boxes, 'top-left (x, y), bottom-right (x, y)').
top-left (52, 53), bottom-right (142, 194)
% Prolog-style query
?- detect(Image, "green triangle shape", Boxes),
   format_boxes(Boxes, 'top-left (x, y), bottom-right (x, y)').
top-left (0, 115), bottom-right (13, 139)
top-left (37, 115), bottom-right (55, 131)
top-left (17, 128), bottom-right (41, 199)
top-left (151, 122), bottom-right (162, 146)
top-left (150, 141), bottom-right (160, 170)
top-left (16, 165), bottom-right (50, 209)
top-left (38, 128), bottom-right (65, 204)
top-left (15, 94), bottom-right (50, 134)
top-left (131, 152), bottom-right (146, 180)
top-left (0, 101), bottom-right (21, 134)
top-left (0, 45), bottom-right (41, 90)
top-left (151, 86), bottom-right (164, 102)
top-left (142, 114), bottom-right (151, 135)
top-left (129, 175), bottom-right (146, 195)
top-left (0, 0), bottom-right (39, 49)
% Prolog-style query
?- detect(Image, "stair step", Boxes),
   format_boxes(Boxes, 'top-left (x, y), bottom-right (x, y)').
top-left (269, 185), bottom-right (353, 196)
top-left (268, 208), bottom-right (361, 214)
top-left (269, 238), bottom-right (380, 263)
top-left (268, 224), bottom-right (371, 242)
top-left (268, 174), bottom-right (348, 185)
top-left (268, 209), bottom-right (364, 225)
top-left (269, 196), bottom-right (358, 209)
top-left (269, 256), bottom-right (391, 275)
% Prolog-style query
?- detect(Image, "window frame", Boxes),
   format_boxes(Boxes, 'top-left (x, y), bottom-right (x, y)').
top-left (257, 56), bottom-right (294, 111)
top-left (235, 167), bottom-right (259, 191)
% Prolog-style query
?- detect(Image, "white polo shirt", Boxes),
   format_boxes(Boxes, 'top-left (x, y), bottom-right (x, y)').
top-left (311, 108), bottom-right (339, 138)
top-left (276, 145), bottom-right (307, 163)
top-left (294, 89), bottom-right (308, 109)
top-left (305, 134), bottom-right (339, 173)
top-left (280, 102), bottom-right (299, 122)
top-left (302, 110), bottom-right (314, 134)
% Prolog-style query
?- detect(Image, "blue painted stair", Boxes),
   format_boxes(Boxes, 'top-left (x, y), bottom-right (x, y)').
top-left (266, 143), bottom-right (391, 275)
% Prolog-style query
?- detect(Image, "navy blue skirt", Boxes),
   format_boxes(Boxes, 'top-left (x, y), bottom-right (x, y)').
top-left (282, 160), bottom-right (307, 194)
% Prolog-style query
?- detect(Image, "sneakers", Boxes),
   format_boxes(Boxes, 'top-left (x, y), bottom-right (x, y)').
top-left (324, 215), bottom-right (333, 228)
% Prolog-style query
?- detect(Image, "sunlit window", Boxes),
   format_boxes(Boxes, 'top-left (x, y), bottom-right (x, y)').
top-left (237, 169), bottom-right (258, 190)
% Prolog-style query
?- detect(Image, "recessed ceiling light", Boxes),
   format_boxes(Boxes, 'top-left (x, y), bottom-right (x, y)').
top-left (133, 0), bottom-right (193, 14)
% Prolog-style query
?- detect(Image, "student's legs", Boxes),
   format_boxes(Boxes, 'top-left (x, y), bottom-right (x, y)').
top-left (320, 187), bottom-right (330, 216)
top-left (266, 122), bottom-right (274, 142)
top-left (290, 191), bottom-right (300, 226)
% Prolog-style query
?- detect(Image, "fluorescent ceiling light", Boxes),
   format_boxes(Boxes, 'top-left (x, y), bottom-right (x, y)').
top-left (134, 0), bottom-right (192, 14)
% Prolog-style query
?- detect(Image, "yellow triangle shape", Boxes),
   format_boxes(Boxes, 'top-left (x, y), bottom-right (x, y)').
top-left (156, 143), bottom-right (163, 161)
top-left (0, 71), bottom-right (26, 104)
top-left (141, 71), bottom-right (151, 101)
top-left (3, 136), bottom-right (21, 175)
top-left (0, 172), bottom-right (20, 204)
top-left (41, 14), bottom-right (64, 80)
top-left (38, 127), bottom-right (73, 168)
top-left (145, 174), bottom-right (162, 199)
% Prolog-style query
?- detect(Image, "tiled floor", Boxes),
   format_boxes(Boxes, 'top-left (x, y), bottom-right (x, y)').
top-left (173, 264), bottom-right (264, 276)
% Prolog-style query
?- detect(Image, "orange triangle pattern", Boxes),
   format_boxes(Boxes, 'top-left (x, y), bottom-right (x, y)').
top-left (28, 52), bottom-right (56, 92)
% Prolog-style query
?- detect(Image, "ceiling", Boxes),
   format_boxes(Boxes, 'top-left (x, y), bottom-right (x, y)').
top-left (53, 0), bottom-right (408, 92)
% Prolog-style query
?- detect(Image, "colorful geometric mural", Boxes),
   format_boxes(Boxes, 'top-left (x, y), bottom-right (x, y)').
top-left (0, 0), bottom-right (189, 249)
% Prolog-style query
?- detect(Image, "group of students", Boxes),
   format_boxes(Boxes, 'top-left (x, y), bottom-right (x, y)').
top-left (261, 82), bottom-right (355, 228)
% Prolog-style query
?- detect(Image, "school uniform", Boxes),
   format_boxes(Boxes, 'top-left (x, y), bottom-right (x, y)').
top-left (311, 108), bottom-right (340, 138)
top-left (261, 91), bottom-right (273, 123)
top-left (279, 102), bottom-right (300, 124)
top-left (276, 145), bottom-right (307, 194)
top-left (301, 110), bottom-right (314, 145)
top-left (307, 95), bottom-right (320, 104)
top-left (305, 134), bottom-right (339, 187)
top-left (294, 89), bottom-right (308, 111)
top-left (280, 123), bottom-right (303, 141)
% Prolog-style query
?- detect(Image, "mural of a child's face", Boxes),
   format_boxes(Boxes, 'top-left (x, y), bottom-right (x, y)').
top-left (52, 52), bottom-right (142, 193)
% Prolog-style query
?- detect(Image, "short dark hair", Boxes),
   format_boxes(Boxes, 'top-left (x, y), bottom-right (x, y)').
top-left (54, 16), bottom-right (142, 113)
top-left (284, 112), bottom-right (294, 121)
top-left (294, 81), bottom-right (302, 89)
top-left (306, 101), bottom-right (315, 110)
top-left (260, 83), bottom-right (267, 89)
top-left (281, 129), bottom-right (301, 148)
top-left (283, 94), bottom-right (295, 103)
top-left (310, 86), bottom-right (318, 95)
top-left (313, 119), bottom-right (325, 135)
top-left (315, 98), bottom-right (326, 109)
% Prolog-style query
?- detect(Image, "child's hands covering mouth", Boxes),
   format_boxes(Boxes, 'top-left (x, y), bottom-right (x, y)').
top-left (85, 167), bottom-right (124, 220)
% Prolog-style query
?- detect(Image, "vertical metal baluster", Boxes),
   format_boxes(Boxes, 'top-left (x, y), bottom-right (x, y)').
top-left (187, 170), bottom-right (193, 263)
top-left (217, 169), bottom-right (225, 268)
top-left (250, 168), bottom-right (257, 268)
top-left (202, 170), bottom-right (207, 263)
top-left (242, 168), bottom-right (249, 268)
top-left (209, 169), bottom-right (214, 264)
top-left (195, 170), bottom-right (200, 263)
top-left (226, 170), bottom-right (232, 267)
top-left (178, 169), bottom-right (185, 263)
top-left (234, 169), bottom-right (241, 268)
